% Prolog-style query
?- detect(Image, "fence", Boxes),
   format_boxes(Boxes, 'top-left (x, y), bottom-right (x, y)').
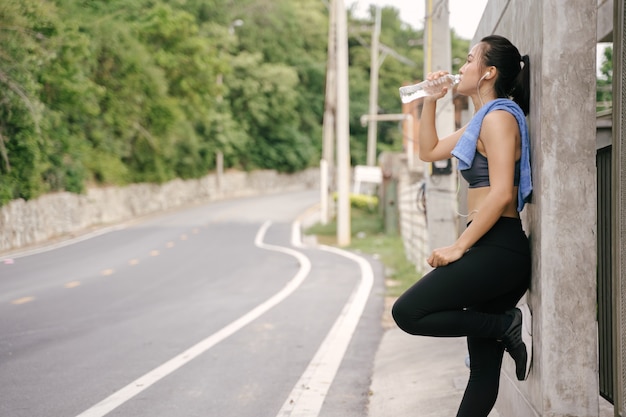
top-left (397, 161), bottom-right (429, 276)
top-left (597, 143), bottom-right (614, 403)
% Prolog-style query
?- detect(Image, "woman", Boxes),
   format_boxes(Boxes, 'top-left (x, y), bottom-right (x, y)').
top-left (391, 35), bottom-right (532, 417)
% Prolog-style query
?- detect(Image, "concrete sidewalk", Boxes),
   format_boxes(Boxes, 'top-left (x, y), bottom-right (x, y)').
top-left (367, 301), bottom-right (615, 417)
top-left (367, 299), bottom-right (500, 417)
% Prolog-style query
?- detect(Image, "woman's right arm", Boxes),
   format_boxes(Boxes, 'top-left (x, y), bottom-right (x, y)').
top-left (418, 76), bottom-right (466, 162)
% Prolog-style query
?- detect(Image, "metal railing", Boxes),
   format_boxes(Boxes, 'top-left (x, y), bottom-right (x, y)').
top-left (597, 144), bottom-right (614, 403)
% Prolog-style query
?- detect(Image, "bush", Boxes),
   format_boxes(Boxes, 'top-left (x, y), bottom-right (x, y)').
top-left (332, 192), bottom-right (379, 213)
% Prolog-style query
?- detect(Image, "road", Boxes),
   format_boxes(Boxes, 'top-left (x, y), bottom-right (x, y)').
top-left (0, 190), bottom-right (385, 417)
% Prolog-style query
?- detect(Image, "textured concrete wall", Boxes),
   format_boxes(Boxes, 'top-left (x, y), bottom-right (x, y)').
top-left (597, 0), bottom-right (613, 41)
top-left (474, 1), bottom-right (600, 416)
top-left (0, 169), bottom-right (319, 254)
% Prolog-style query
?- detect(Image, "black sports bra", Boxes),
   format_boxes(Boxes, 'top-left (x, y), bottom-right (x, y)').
top-left (460, 152), bottom-right (521, 188)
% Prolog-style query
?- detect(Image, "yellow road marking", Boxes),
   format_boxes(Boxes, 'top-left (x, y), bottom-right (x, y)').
top-left (192, 228), bottom-right (199, 234)
top-left (12, 297), bottom-right (35, 305)
top-left (180, 234), bottom-right (188, 241)
top-left (65, 281), bottom-right (81, 288)
top-left (150, 250), bottom-right (160, 257)
top-left (166, 242), bottom-right (175, 248)
top-left (102, 269), bottom-right (115, 276)
top-left (129, 259), bottom-right (140, 266)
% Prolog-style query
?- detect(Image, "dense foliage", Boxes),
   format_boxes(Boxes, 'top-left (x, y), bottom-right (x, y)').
top-left (0, 0), bottom-right (469, 205)
top-left (597, 45), bottom-right (613, 113)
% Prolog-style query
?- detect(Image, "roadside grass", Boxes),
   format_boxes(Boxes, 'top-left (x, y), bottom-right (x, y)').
top-left (304, 205), bottom-right (421, 297)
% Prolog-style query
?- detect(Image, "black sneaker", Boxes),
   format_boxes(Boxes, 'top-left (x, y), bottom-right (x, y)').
top-left (502, 304), bottom-right (532, 380)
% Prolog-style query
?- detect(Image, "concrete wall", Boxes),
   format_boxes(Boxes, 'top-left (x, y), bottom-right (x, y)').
top-left (597, 0), bottom-right (613, 42)
top-left (474, 1), bottom-right (600, 416)
top-left (0, 169), bottom-right (319, 255)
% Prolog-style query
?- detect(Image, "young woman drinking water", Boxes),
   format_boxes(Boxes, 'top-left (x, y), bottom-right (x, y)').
top-left (392, 35), bottom-right (533, 417)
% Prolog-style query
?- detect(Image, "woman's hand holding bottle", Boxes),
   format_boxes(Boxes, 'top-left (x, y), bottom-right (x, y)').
top-left (399, 71), bottom-right (459, 104)
top-left (423, 71), bottom-right (452, 102)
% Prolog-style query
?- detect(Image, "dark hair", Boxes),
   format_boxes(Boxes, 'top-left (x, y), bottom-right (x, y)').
top-left (480, 35), bottom-right (530, 115)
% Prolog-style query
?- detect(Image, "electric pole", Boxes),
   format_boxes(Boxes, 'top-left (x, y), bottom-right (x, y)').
top-left (335, 0), bottom-right (351, 246)
top-left (423, 0), bottom-right (457, 252)
top-left (321, 0), bottom-right (337, 225)
top-left (366, 7), bottom-right (381, 167)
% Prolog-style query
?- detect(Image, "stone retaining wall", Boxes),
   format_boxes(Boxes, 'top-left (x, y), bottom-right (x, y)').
top-left (0, 168), bottom-right (319, 254)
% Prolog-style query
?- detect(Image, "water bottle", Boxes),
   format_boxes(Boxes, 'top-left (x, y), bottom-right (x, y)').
top-left (398, 74), bottom-right (461, 104)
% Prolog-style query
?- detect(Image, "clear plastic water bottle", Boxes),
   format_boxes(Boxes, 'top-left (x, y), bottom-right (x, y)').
top-left (399, 74), bottom-right (461, 104)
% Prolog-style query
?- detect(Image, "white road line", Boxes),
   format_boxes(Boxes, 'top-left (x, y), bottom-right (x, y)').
top-left (74, 220), bottom-right (311, 417)
top-left (275, 241), bottom-right (374, 417)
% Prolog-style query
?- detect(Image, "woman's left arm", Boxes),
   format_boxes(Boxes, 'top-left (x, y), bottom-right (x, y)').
top-left (427, 110), bottom-right (518, 267)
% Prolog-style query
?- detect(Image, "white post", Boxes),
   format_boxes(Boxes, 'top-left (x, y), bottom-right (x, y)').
top-left (216, 151), bottom-right (224, 195)
top-left (320, 159), bottom-right (329, 225)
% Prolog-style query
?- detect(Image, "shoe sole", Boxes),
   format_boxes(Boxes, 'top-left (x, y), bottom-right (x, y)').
top-left (518, 304), bottom-right (532, 380)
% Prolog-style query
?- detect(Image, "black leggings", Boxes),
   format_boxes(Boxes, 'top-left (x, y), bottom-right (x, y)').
top-left (392, 217), bottom-right (531, 417)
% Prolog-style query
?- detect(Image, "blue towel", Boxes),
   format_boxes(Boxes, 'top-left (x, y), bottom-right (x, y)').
top-left (451, 98), bottom-right (532, 212)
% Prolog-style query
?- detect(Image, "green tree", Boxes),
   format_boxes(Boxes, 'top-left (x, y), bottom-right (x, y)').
top-left (0, 0), bottom-right (59, 203)
top-left (38, 20), bottom-right (104, 193)
top-left (227, 52), bottom-right (311, 172)
top-left (0, 0), bottom-right (474, 206)
top-left (135, 5), bottom-right (222, 178)
top-left (230, 0), bottom-right (328, 170)
top-left (597, 45), bottom-right (612, 113)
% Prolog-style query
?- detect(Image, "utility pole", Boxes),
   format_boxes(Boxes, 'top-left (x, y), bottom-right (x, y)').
top-left (366, 7), bottom-right (381, 167)
top-left (423, 0), bottom-right (457, 252)
top-left (335, 0), bottom-right (351, 246)
top-left (321, 0), bottom-right (337, 225)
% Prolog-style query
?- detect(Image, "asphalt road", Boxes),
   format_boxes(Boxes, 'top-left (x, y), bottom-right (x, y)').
top-left (0, 190), bottom-right (385, 417)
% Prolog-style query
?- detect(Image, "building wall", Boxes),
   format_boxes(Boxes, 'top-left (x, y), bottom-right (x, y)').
top-left (473, 1), bottom-right (600, 416)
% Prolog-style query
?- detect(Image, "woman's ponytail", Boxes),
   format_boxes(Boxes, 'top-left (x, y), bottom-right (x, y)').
top-left (511, 55), bottom-right (530, 115)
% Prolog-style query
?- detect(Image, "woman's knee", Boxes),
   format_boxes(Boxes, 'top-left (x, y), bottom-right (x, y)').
top-left (391, 296), bottom-right (422, 334)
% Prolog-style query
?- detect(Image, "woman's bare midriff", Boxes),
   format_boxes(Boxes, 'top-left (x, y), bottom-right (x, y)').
top-left (466, 186), bottom-right (520, 223)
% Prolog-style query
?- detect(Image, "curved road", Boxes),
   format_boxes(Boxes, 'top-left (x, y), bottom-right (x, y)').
top-left (0, 190), bottom-right (385, 417)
